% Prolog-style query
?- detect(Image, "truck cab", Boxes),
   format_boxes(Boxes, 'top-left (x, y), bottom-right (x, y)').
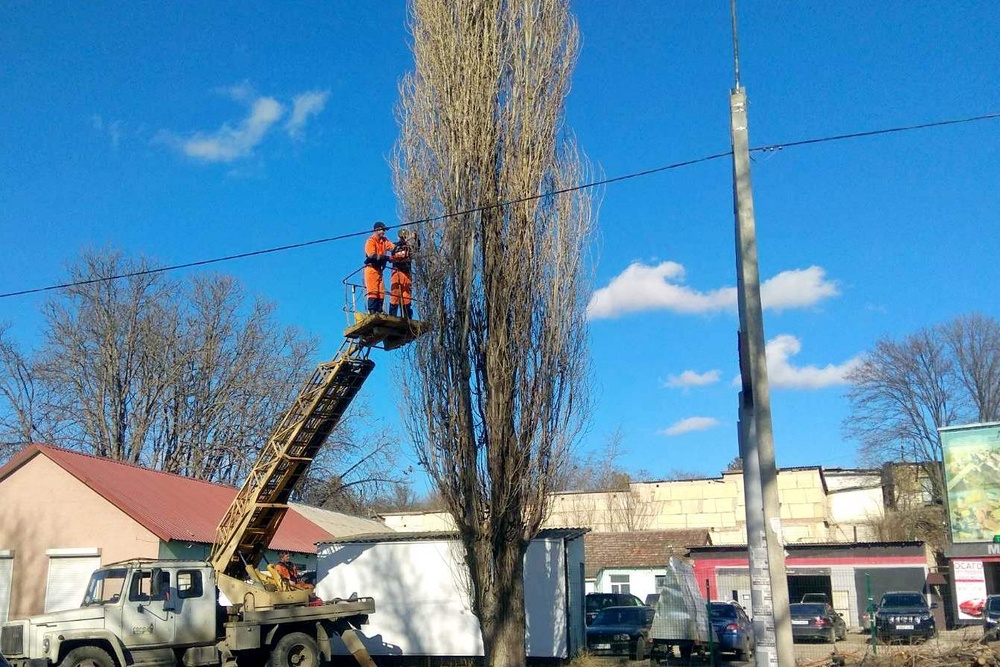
top-left (3, 560), bottom-right (218, 667)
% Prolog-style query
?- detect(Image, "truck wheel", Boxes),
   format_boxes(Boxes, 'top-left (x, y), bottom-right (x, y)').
top-left (59, 646), bottom-right (115, 667)
top-left (270, 632), bottom-right (320, 667)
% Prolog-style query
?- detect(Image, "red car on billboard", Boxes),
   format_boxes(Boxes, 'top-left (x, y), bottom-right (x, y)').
top-left (960, 598), bottom-right (986, 618)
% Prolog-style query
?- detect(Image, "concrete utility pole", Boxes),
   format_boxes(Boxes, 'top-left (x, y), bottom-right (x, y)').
top-left (729, 1), bottom-right (795, 666)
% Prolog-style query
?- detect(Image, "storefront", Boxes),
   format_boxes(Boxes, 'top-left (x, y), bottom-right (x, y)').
top-left (688, 542), bottom-right (932, 629)
top-left (945, 543), bottom-right (1000, 625)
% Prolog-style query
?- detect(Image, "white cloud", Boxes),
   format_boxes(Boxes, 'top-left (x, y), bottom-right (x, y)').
top-left (217, 82), bottom-right (256, 102)
top-left (178, 97), bottom-right (284, 163)
top-left (732, 334), bottom-right (861, 390)
top-left (664, 369), bottom-right (721, 388)
top-left (658, 417), bottom-right (720, 436)
top-left (285, 90), bottom-right (330, 139)
top-left (760, 266), bottom-right (840, 311)
top-left (587, 261), bottom-right (732, 319)
top-left (586, 262), bottom-right (839, 320)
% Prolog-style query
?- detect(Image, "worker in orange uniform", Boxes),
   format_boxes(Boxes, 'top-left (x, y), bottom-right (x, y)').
top-left (388, 228), bottom-right (414, 319)
top-left (363, 221), bottom-right (394, 314)
top-left (275, 552), bottom-right (314, 592)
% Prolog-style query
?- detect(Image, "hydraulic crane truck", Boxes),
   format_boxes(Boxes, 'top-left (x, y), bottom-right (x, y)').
top-left (1, 304), bottom-right (426, 667)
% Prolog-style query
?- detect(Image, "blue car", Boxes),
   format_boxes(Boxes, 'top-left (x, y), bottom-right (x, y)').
top-left (983, 595), bottom-right (1000, 640)
top-left (586, 605), bottom-right (656, 660)
top-left (710, 600), bottom-right (755, 659)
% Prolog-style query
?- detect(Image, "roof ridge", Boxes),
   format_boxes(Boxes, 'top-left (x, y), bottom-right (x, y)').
top-left (35, 443), bottom-right (244, 490)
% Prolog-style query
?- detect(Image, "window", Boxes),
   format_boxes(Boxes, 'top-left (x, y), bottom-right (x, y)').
top-left (83, 568), bottom-right (127, 606)
top-left (129, 570), bottom-right (169, 602)
top-left (654, 575), bottom-right (666, 591)
top-left (610, 574), bottom-right (630, 594)
top-left (177, 570), bottom-right (203, 599)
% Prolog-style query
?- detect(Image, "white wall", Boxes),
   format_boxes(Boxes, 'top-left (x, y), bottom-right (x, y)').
top-left (316, 535), bottom-right (578, 658)
top-left (593, 568), bottom-right (662, 603)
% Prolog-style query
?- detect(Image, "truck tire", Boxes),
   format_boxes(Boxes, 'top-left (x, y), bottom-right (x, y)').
top-left (270, 632), bottom-right (319, 667)
top-left (59, 646), bottom-right (115, 667)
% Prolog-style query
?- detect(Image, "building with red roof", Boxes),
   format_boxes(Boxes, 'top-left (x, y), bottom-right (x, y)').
top-left (0, 444), bottom-right (385, 622)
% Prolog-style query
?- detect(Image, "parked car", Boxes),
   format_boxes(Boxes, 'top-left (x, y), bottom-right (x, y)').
top-left (983, 595), bottom-right (1000, 640)
top-left (586, 605), bottom-right (656, 660)
top-left (874, 591), bottom-right (937, 643)
top-left (801, 593), bottom-right (830, 604)
top-left (585, 592), bottom-right (646, 625)
top-left (709, 600), bottom-right (755, 659)
top-left (790, 603), bottom-right (847, 643)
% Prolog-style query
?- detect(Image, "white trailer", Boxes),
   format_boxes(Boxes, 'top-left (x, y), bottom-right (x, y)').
top-left (315, 528), bottom-right (587, 659)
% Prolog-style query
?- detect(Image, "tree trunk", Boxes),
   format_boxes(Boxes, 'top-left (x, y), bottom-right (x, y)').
top-left (477, 539), bottom-right (527, 667)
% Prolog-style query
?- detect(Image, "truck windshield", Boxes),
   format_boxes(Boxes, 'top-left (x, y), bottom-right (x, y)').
top-left (82, 568), bottom-right (127, 606)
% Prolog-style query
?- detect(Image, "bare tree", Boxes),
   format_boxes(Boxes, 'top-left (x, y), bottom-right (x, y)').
top-left (942, 313), bottom-right (1000, 422)
top-left (149, 275), bottom-right (318, 484)
top-left (392, 1), bottom-right (593, 664)
top-left (845, 313), bottom-right (1000, 501)
top-left (1, 248), bottom-right (399, 496)
top-left (36, 250), bottom-right (181, 463)
top-left (555, 427), bottom-right (629, 492)
top-left (0, 323), bottom-right (52, 462)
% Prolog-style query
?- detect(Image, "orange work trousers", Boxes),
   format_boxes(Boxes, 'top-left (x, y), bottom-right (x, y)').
top-left (364, 266), bottom-right (386, 313)
top-left (390, 270), bottom-right (412, 306)
top-left (389, 269), bottom-right (413, 318)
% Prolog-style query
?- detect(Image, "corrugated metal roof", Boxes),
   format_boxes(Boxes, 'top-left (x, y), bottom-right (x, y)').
top-left (289, 503), bottom-right (388, 536)
top-left (320, 527), bottom-right (589, 545)
top-left (1, 444), bottom-right (332, 554)
top-left (584, 529), bottom-right (711, 579)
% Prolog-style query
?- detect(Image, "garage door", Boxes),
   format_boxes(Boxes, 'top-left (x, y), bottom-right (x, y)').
top-left (44, 549), bottom-right (100, 612)
top-left (0, 551), bottom-right (12, 624)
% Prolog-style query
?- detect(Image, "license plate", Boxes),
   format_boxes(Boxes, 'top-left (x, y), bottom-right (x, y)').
top-left (791, 620), bottom-right (808, 625)
top-left (592, 643), bottom-right (611, 650)
top-left (895, 624), bottom-right (914, 630)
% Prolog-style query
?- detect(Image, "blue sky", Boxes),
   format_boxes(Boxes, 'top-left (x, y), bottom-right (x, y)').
top-left (1, 2), bottom-right (998, 487)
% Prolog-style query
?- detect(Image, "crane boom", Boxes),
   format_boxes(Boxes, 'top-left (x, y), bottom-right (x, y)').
top-left (210, 341), bottom-right (375, 578)
top-left (209, 309), bottom-right (428, 583)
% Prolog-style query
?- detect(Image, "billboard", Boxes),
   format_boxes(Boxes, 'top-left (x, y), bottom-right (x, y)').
top-left (953, 559), bottom-right (988, 621)
top-left (940, 422), bottom-right (1000, 543)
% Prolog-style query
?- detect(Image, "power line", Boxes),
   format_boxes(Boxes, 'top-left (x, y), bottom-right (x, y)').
top-left (750, 111), bottom-right (1000, 153)
top-left (2, 110), bottom-right (998, 300)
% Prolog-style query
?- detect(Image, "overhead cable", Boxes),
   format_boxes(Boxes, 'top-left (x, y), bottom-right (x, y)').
top-left (1, 111), bottom-right (998, 300)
